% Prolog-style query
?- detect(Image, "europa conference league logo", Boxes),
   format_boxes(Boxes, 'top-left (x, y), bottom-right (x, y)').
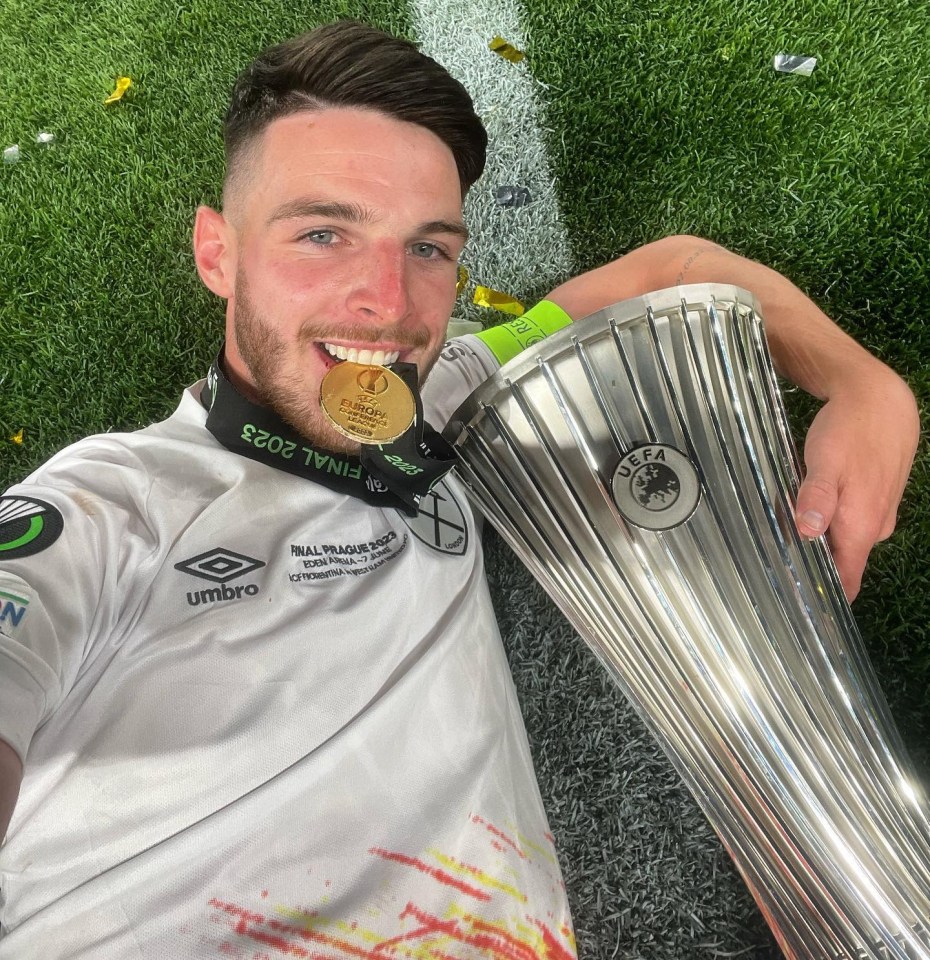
top-left (0, 496), bottom-right (65, 559)
top-left (610, 444), bottom-right (701, 531)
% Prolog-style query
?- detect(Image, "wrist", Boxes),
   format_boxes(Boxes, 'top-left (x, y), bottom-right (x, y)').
top-left (768, 313), bottom-right (899, 404)
top-left (829, 361), bottom-right (919, 436)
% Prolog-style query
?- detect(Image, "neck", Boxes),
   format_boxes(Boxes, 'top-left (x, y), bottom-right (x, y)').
top-left (219, 348), bottom-right (267, 408)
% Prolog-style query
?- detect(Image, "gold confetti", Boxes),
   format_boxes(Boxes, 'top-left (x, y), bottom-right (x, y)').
top-left (104, 76), bottom-right (133, 105)
top-left (456, 265), bottom-right (469, 297)
top-left (10, 429), bottom-right (24, 445)
top-left (489, 36), bottom-right (525, 63)
top-left (473, 286), bottom-right (525, 317)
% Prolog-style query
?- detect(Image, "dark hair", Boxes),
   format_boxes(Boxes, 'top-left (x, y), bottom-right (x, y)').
top-left (223, 20), bottom-right (487, 203)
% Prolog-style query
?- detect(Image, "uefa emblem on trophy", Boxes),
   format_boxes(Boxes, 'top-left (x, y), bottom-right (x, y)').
top-left (443, 284), bottom-right (930, 960)
top-left (610, 442), bottom-right (701, 530)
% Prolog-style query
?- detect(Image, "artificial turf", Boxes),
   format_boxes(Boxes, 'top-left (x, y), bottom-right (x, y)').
top-left (1, 1), bottom-right (928, 956)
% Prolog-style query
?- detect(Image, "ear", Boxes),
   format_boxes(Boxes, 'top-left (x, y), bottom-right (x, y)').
top-left (192, 205), bottom-right (236, 299)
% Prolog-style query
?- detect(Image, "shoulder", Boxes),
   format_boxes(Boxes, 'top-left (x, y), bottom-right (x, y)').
top-left (422, 302), bottom-right (576, 427)
top-left (421, 335), bottom-right (501, 429)
top-left (12, 381), bottom-right (229, 505)
top-left (1, 385), bottom-right (224, 565)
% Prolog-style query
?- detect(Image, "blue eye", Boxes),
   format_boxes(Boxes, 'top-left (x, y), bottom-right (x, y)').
top-left (411, 242), bottom-right (446, 259)
top-left (303, 230), bottom-right (335, 244)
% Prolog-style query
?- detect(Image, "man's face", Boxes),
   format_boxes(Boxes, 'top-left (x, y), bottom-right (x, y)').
top-left (219, 107), bottom-right (467, 454)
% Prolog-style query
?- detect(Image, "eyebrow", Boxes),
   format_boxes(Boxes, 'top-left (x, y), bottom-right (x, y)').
top-left (265, 197), bottom-right (469, 242)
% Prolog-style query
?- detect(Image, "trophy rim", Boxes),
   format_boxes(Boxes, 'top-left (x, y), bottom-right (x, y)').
top-left (444, 281), bottom-right (763, 441)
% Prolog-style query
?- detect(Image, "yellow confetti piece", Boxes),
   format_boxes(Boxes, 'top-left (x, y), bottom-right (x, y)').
top-left (11, 429), bottom-right (24, 445)
top-left (473, 285), bottom-right (525, 317)
top-left (104, 76), bottom-right (132, 105)
top-left (489, 36), bottom-right (525, 63)
top-left (456, 265), bottom-right (469, 297)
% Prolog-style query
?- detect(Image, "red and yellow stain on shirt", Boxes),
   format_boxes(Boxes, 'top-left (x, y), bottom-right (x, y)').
top-left (206, 815), bottom-right (576, 959)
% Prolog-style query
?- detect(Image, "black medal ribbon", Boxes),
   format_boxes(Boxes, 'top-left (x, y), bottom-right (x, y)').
top-left (359, 362), bottom-right (458, 514)
top-left (199, 344), bottom-right (456, 515)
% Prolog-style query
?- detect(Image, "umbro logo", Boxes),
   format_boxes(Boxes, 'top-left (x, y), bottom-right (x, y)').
top-left (175, 548), bottom-right (266, 607)
top-left (175, 548), bottom-right (265, 583)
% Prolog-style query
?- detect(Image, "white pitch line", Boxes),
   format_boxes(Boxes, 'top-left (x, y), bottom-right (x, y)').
top-left (411, 0), bottom-right (575, 327)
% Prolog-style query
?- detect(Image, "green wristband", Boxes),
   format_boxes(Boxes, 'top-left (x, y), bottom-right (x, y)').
top-left (474, 300), bottom-right (573, 365)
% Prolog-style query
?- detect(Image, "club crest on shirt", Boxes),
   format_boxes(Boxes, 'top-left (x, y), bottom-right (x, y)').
top-left (400, 480), bottom-right (469, 555)
top-left (0, 496), bottom-right (64, 560)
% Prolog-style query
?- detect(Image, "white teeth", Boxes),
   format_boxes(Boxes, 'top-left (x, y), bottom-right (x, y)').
top-left (322, 343), bottom-right (401, 366)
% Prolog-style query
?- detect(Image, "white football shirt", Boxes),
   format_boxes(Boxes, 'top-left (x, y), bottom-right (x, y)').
top-left (0, 335), bottom-right (577, 959)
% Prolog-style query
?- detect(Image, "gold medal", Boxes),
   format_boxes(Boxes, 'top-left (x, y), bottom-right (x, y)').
top-left (320, 361), bottom-right (416, 444)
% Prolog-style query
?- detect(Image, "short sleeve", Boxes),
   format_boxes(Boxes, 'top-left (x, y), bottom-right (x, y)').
top-left (421, 335), bottom-right (502, 429)
top-left (422, 301), bottom-right (575, 429)
top-left (0, 571), bottom-right (67, 762)
top-left (0, 483), bottom-right (118, 762)
top-left (470, 299), bottom-right (573, 366)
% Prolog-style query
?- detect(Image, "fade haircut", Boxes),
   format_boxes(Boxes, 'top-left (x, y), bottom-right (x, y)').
top-left (222, 20), bottom-right (488, 213)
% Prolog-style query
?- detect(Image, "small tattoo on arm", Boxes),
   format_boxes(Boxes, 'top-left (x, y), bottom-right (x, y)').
top-left (675, 248), bottom-right (708, 285)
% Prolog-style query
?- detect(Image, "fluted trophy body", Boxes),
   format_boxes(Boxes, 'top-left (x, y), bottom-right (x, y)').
top-left (442, 284), bottom-right (930, 960)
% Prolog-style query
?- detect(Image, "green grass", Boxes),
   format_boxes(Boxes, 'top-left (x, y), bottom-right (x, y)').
top-left (1, 1), bottom-right (929, 956)
top-left (517, 0), bottom-right (930, 765)
top-left (0, 0), bottom-right (416, 470)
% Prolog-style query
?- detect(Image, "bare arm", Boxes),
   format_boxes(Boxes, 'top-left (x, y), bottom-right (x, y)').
top-left (0, 738), bottom-right (23, 843)
top-left (547, 235), bottom-right (902, 397)
top-left (545, 235), bottom-right (920, 599)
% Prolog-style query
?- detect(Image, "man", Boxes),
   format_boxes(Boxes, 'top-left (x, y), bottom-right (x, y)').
top-left (0, 20), bottom-right (918, 958)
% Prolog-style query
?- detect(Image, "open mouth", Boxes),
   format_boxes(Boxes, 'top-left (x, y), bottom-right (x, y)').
top-left (317, 342), bottom-right (401, 368)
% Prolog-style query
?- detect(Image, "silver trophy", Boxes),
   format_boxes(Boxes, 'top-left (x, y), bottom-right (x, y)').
top-left (443, 284), bottom-right (930, 960)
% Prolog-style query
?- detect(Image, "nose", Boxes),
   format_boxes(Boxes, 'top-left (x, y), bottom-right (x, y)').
top-left (346, 243), bottom-right (411, 325)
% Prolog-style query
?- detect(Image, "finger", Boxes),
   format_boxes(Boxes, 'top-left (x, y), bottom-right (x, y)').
top-left (826, 530), bottom-right (872, 603)
top-left (876, 508), bottom-right (898, 542)
top-left (795, 474), bottom-right (839, 539)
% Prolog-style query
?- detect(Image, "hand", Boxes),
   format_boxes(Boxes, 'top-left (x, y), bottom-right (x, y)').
top-left (794, 372), bottom-right (920, 601)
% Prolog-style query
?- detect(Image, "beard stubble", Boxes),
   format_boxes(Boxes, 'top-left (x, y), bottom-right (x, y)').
top-left (231, 272), bottom-right (442, 455)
